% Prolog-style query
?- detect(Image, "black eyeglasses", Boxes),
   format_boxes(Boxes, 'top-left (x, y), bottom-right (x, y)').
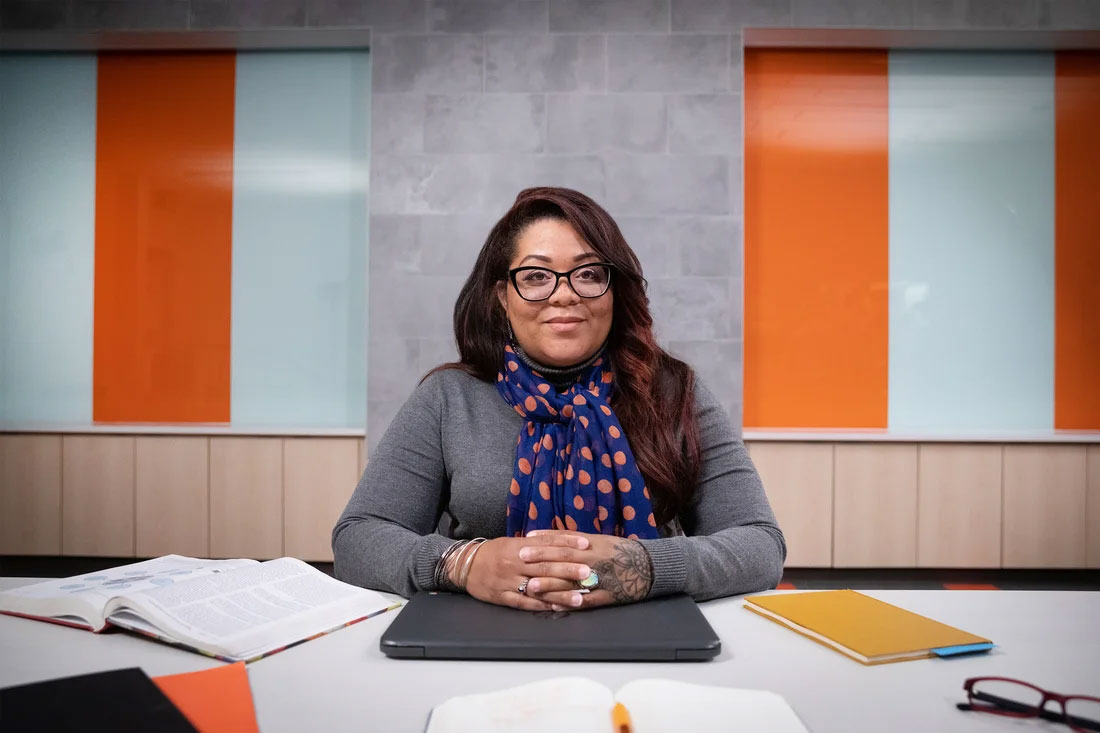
top-left (958, 677), bottom-right (1100, 732)
top-left (507, 263), bottom-right (614, 302)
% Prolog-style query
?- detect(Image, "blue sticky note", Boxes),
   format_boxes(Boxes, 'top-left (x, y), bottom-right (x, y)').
top-left (932, 643), bottom-right (995, 657)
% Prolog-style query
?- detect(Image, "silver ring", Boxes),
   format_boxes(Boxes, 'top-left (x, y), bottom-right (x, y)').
top-left (517, 579), bottom-right (529, 595)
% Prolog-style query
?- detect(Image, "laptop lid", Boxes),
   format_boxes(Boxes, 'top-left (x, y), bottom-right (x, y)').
top-left (380, 592), bottom-right (721, 662)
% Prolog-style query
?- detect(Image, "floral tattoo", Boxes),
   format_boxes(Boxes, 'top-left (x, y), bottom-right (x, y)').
top-left (592, 540), bottom-right (654, 603)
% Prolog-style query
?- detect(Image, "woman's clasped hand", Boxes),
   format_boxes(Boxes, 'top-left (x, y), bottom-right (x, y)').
top-left (463, 530), bottom-right (653, 612)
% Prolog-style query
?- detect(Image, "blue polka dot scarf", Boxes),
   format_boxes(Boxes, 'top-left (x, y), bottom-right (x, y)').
top-left (496, 345), bottom-right (659, 540)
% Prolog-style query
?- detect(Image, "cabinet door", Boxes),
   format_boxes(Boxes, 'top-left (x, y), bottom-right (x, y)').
top-left (135, 437), bottom-right (209, 557)
top-left (833, 444), bottom-right (918, 567)
top-left (284, 438), bottom-right (359, 562)
top-left (210, 437), bottom-right (283, 559)
top-left (0, 435), bottom-right (61, 554)
top-left (748, 442), bottom-right (833, 567)
top-left (917, 444), bottom-right (1002, 568)
top-left (1003, 445), bottom-right (1087, 568)
top-left (62, 435), bottom-right (135, 557)
top-left (1089, 446), bottom-right (1100, 569)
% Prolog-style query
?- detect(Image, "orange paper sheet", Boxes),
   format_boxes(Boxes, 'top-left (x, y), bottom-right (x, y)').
top-left (154, 662), bottom-right (259, 733)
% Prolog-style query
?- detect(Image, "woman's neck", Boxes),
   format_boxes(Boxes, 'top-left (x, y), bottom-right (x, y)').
top-left (511, 341), bottom-right (606, 391)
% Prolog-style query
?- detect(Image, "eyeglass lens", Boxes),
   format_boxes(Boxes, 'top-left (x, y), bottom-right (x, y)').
top-left (1065, 699), bottom-right (1100, 731)
top-left (972, 680), bottom-right (1044, 712)
top-left (514, 265), bottom-right (610, 300)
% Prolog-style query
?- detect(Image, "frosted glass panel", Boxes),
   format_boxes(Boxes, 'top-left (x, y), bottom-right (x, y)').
top-left (0, 55), bottom-right (97, 423)
top-left (231, 51), bottom-right (370, 428)
top-left (888, 52), bottom-right (1055, 433)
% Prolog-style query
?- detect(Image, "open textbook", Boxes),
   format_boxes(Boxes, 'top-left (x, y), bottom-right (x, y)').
top-left (0, 555), bottom-right (399, 662)
top-left (427, 677), bottom-right (808, 733)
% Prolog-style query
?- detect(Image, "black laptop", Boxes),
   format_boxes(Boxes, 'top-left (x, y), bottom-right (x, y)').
top-left (380, 592), bottom-right (721, 661)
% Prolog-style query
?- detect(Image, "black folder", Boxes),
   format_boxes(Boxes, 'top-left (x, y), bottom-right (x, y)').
top-left (0, 667), bottom-right (196, 732)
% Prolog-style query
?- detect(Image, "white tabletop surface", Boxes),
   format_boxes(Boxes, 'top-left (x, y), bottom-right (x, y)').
top-left (1, 577), bottom-right (1097, 732)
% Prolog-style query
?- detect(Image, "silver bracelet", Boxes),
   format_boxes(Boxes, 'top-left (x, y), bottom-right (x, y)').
top-left (434, 540), bottom-right (468, 590)
top-left (455, 538), bottom-right (487, 590)
top-left (437, 540), bottom-right (466, 586)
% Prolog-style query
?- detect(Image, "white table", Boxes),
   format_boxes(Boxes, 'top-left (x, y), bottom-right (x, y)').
top-left (1, 578), bottom-right (1097, 732)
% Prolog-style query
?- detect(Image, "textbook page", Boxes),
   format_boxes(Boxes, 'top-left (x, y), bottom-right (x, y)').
top-left (615, 679), bottom-right (808, 733)
top-left (106, 557), bottom-right (392, 659)
top-left (0, 555), bottom-right (258, 630)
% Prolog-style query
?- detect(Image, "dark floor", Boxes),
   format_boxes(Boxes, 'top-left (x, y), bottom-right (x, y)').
top-left (2, 556), bottom-right (1098, 591)
top-left (778, 567), bottom-right (1100, 591)
top-left (0, 556), bottom-right (339, 580)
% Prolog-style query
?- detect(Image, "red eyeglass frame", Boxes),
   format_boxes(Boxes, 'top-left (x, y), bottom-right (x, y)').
top-left (961, 677), bottom-right (1100, 733)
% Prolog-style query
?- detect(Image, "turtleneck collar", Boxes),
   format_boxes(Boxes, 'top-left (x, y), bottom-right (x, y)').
top-left (510, 340), bottom-right (607, 392)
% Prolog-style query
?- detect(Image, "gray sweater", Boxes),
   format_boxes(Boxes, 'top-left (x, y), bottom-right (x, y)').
top-left (332, 368), bottom-right (786, 601)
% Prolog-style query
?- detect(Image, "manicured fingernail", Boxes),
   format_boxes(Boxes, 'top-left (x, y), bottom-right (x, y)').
top-left (519, 547), bottom-right (532, 560)
top-left (551, 604), bottom-right (564, 611)
top-left (576, 537), bottom-right (590, 549)
top-left (527, 530), bottom-right (541, 537)
top-left (527, 579), bottom-right (540, 592)
top-left (578, 565), bottom-right (591, 578)
top-left (570, 593), bottom-right (583, 607)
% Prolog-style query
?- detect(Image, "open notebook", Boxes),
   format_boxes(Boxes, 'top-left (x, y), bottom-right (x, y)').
top-left (426, 677), bottom-right (808, 733)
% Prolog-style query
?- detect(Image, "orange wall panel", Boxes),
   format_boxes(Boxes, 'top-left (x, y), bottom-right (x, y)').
top-left (93, 52), bottom-right (235, 423)
top-left (1054, 51), bottom-right (1100, 431)
top-left (743, 50), bottom-right (890, 429)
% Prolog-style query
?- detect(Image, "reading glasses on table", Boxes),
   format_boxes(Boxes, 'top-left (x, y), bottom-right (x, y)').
top-left (957, 677), bottom-right (1100, 732)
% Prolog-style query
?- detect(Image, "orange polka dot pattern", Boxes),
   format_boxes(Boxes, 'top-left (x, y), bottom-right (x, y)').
top-left (496, 347), bottom-right (657, 540)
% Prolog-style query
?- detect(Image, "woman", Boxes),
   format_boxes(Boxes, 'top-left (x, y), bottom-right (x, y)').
top-left (333, 187), bottom-right (785, 612)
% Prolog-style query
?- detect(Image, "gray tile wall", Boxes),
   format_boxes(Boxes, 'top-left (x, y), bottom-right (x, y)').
top-left (3, 0), bottom-right (1097, 444)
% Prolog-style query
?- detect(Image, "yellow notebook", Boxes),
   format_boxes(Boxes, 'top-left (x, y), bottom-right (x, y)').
top-left (744, 589), bottom-right (993, 665)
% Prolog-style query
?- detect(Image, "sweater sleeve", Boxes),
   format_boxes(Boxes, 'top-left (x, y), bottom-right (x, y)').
top-left (331, 373), bottom-right (454, 597)
top-left (636, 380), bottom-right (787, 601)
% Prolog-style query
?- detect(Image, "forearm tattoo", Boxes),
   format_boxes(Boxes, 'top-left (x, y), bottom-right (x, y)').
top-left (592, 540), bottom-right (654, 603)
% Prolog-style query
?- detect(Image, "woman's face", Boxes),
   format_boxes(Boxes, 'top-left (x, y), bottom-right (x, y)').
top-left (497, 218), bottom-right (613, 368)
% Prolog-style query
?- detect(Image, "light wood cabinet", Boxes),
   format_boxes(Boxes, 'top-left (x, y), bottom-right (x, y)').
top-left (1089, 446), bottom-right (1100, 569)
top-left (0, 435), bottom-right (61, 554)
top-left (917, 444), bottom-right (1002, 568)
top-left (62, 436), bottom-right (135, 557)
top-left (210, 437), bottom-right (283, 560)
top-left (2, 433), bottom-right (1097, 569)
top-left (833, 443), bottom-right (918, 567)
top-left (1003, 445), bottom-right (1087, 568)
top-left (748, 442), bottom-right (833, 567)
top-left (135, 437), bottom-right (210, 558)
top-left (284, 438), bottom-right (360, 562)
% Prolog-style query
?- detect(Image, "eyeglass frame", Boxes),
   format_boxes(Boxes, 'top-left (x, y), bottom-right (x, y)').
top-left (958, 676), bottom-right (1100, 732)
top-left (506, 262), bottom-right (616, 303)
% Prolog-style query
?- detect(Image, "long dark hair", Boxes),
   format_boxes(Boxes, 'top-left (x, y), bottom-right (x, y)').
top-left (427, 187), bottom-right (701, 525)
